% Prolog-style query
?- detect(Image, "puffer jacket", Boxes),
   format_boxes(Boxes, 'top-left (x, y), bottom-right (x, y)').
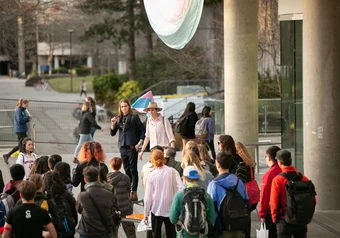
top-left (76, 181), bottom-right (115, 236)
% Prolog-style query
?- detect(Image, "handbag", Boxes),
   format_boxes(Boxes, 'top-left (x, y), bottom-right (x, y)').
top-left (256, 222), bottom-right (269, 238)
top-left (245, 167), bottom-right (260, 208)
top-left (88, 192), bottom-right (115, 238)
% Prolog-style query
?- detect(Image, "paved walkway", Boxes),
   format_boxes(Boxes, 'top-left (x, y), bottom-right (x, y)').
top-left (1, 76), bottom-right (340, 237)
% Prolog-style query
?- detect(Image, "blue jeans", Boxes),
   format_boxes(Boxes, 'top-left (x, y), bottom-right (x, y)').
top-left (74, 134), bottom-right (93, 157)
top-left (90, 127), bottom-right (97, 138)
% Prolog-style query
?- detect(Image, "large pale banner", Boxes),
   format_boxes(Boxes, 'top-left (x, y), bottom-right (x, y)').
top-left (144, 0), bottom-right (204, 50)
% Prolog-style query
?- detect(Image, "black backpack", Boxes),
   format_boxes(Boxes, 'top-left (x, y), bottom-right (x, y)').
top-left (218, 179), bottom-right (249, 232)
top-left (180, 187), bottom-right (208, 235)
top-left (51, 195), bottom-right (76, 236)
top-left (234, 162), bottom-right (251, 183)
top-left (280, 172), bottom-right (316, 225)
top-left (175, 116), bottom-right (189, 134)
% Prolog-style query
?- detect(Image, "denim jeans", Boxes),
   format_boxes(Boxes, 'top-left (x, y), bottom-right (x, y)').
top-left (90, 127), bottom-right (97, 138)
top-left (120, 147), bottom-right (138, 191)
top-left (74, 134), bottom-right (93, 157)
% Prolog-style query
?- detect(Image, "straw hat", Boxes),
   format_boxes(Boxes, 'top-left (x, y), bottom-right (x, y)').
top-left (143, 102), bottom-right (162, 112)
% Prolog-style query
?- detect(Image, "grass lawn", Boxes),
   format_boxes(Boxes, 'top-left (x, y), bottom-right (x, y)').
top-left (48, 75), bottom-right (94, 93)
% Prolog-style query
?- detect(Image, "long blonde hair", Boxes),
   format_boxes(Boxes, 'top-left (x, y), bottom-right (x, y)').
top-left (15, 98), bottom-right (29, 109)
top-left (81, 101), bottom-right (92, 112)
top-left (235, 141), bottom-right (255, 167)
top-left (182, 151), bottom-right (206, 180)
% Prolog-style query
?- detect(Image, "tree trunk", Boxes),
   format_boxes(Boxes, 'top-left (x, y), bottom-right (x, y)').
top-left (140, 0), bottom-right (153, 53)
top-left (18, 15), bottom-right (25, 77)
top-left (127, 0), bottom-right (136, 80)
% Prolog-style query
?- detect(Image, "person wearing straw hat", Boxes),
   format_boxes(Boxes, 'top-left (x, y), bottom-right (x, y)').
top-left (139, 102), bottom-right (175, 160)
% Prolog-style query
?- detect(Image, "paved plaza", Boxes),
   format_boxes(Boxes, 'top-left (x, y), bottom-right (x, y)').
top-left (0, 76), bottom-right (339, 237)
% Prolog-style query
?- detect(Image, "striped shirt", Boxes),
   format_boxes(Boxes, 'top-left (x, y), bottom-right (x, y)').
top-left (144, 165), bottom-right (183, 217)
top-left (145, 114), bottom-right (175, 149)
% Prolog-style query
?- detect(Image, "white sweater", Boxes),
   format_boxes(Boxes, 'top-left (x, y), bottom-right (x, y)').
top-left (16, 152), bottom-right (37, 179)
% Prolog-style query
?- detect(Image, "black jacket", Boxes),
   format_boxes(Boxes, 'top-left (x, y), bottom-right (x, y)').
top-left (76, 181), bottom-right (116, 236)
top-left (72, 158), bottom-right (109, 192)
top-left (79, 111), bottom-right (101, 134)
top-left (110, 114), bottom-right (145, 147)
top-left (180, 112), bottom-right (198, 139)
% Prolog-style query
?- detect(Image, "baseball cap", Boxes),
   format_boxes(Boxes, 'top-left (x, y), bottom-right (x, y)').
top-left (183, 166), bottom-right (200, 180)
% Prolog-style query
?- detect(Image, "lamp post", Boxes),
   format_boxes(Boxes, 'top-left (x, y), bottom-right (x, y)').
top-left (68, 29), bottom-right (74, 92)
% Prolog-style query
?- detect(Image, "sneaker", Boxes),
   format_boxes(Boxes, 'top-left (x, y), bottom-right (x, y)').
top-left (73, 157), bottom-right (79, 164)
top-left (3, 154), bottom-right (9, 164)
top-left (130, 191), bottom-right (138, 201)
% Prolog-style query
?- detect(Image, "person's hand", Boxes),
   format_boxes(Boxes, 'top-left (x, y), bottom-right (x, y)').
top-left (111, 116), bottom-right (119, 124)
top-left (260, 218), bottom-right (265, 223)
top-left (138, 152), bottom-right (143, 161)
top-left (144, 217), bottom-right (148, 225)
top-left (101, 128), bottom-right (104, 132)
top-left (135, 141), bottom-right (142, 151)
top-left (29, 115), bottom-right (33, 120)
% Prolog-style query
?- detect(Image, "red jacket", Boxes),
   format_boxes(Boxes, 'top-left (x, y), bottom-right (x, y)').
top-left (269, 166), bottom-right (316, 223)
top-left (258, 162), bottom-right (281, 218)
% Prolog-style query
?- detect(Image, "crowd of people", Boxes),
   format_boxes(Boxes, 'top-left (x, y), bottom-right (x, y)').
top-left (0, 98), bottom-right (316, 238)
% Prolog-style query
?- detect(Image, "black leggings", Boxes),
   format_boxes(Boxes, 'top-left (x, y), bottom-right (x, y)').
top-left (6, 132), bottom-right (28, 156)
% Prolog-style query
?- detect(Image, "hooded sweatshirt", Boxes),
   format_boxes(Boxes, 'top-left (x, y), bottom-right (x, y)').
top-left (207, 173), bottom-right (249, 211)
top-left (107, 171), bottom-right (132, 215)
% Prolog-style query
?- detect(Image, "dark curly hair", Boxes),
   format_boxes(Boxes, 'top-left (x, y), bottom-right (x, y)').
top-left (218, 135), bottom-right (237, 155)
top-left (43, 172), bottom-right (66, 198)
top-left (19, 137), bottom-right (32, 153)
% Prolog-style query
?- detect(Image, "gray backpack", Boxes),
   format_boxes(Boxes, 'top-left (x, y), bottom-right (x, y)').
top-left (195, 118), bottom-right (208, 139)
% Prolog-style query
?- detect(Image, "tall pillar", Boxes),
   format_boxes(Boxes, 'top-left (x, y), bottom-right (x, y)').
top-left (54, 56), bottom-right (59, 69)
top-left (303, 0), bottom-right (340, 210)
top-left (224, 0), bottom-right (258, 145)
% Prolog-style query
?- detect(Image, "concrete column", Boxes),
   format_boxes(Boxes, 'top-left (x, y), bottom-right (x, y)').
top-left (303, 0), bottom-right (340, 210)
top-left (54, 56), bottom-right (59, 69)
top-left (87, 56), bottom-right (92, 68)
top-left (224, 0), bottom-right (258, 145)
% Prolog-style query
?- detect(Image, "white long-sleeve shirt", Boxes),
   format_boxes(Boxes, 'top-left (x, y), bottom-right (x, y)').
top-left (144, 165), bottom-right (183, 217)
top-left (16, 152), bottom-right (37, 179)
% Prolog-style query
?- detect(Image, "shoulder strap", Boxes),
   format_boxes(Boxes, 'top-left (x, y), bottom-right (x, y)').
top-left (88, 192), bottom-right (112, 234)
top-left (280, 171), bottom-right (301, 181)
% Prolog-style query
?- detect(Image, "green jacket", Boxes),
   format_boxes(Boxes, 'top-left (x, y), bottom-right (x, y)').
top-left (169, 185), bottom-right (216, 238)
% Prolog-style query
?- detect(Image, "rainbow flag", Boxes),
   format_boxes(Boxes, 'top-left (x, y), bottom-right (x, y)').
top-left (132, 91), bottom-right (154, 113)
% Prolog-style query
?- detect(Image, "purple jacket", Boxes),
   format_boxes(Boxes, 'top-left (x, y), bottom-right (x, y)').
top-left (204, 117), bottom-right (215, 141)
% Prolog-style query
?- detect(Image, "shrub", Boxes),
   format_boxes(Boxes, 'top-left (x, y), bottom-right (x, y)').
top-left (115, 80), bottom-right (141, 102)
top-left (52, 67), bottom-right (69, 74)
top-left (75, 67), bottom-right (91, 76)
top-left (93, 73), bottom-right (127, 105)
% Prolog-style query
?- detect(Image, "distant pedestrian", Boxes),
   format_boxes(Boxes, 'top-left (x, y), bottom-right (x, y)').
top-left (80, 80), bottom-right (87, 97)
top-left (201, 106), bottom-right (216, 160)
top-left (177, 102), bottom-right (198, 157)
top-left (85, 97), bottom-right (97, 138)
top-left (73, 101), bottom-right (102, 163)
top-left (3, 99), bottom-right (32, 164)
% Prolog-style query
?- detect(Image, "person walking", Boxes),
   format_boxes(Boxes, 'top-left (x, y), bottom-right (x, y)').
top-left (270, 150), bottom-right (316, 238)
top-left (110, 98), bottom-right (145, 201)
top-left (258, 146), bottom-right (281, 238)
top-left (76, 166), bottom-right (117, 238)
top-left (80, 80), bottom-right (87, 97)
top-left (73, 101), bottom-right (102, 163)
top-left (144, 150), bottom-right (183, 238)
top-left (3, 99), bottom-right (32, 164)
top-left (200, 106), bottom-right (216, 160)
top-left (139, 102), bottom-right (175, 160)
top-left (177, 102), bottom-right (198, 156)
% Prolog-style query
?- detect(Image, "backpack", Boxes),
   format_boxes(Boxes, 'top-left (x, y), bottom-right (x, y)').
top-left (0, 190), bottom-right (17, 231)
top-left (175, 116), bottom-right (189, 134)
top-left (219, 179), bottom-right (249, 232)
top-left (179, 187), bottom-right (208, 235)
top-left (51, 195), bottom-right (76, 235)
top-left (234, 162), bottom-right (251, 183)
top-left (195, 117), bottom-right (208, 139)
top-left (280, 172), bottom-right (316, 225)
top-left (244, 168), bottom-right (260, 210)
